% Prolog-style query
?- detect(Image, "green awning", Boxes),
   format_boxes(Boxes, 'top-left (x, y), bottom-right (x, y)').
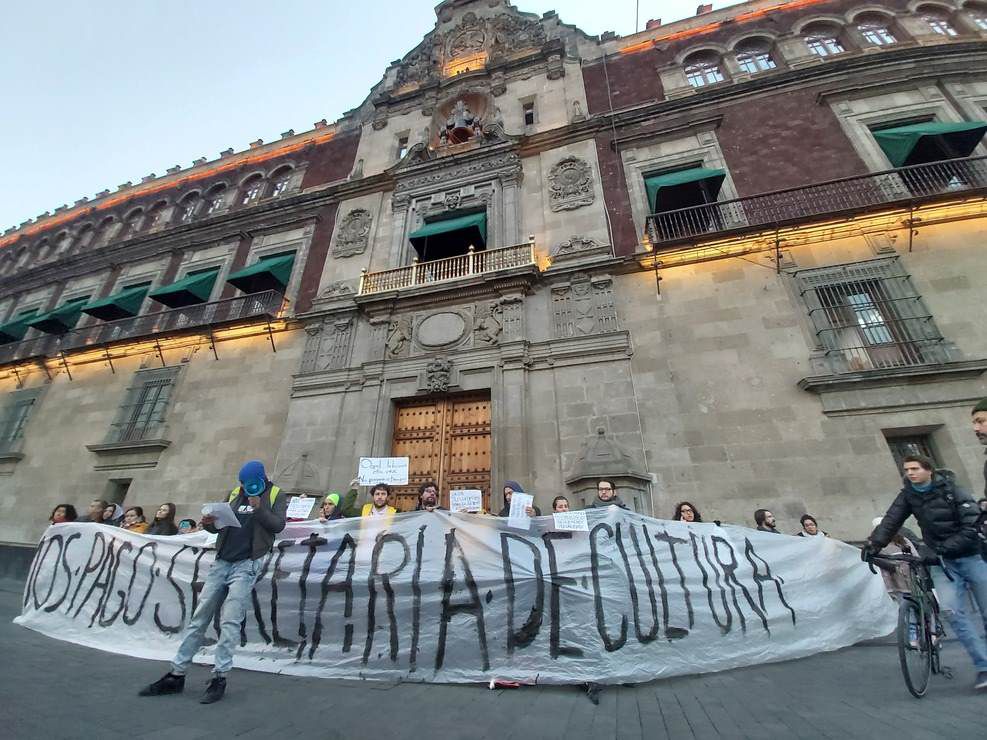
top-left (225, 253), bottom-right (295, 294)
top-left (409, 212), bottom-right (487, 251)
top-left (148, 268), bottom-right (219, 308)
top-left (645, 168), bottom-right (726, 212)
top-left (81, 283), bottom-right (151, 321)
top-left (0, 310), bottom-right (38, 344)
top-left (24, 297), bottom-right (89, 335)
top-left (873, 121), bottom-right (987, 167)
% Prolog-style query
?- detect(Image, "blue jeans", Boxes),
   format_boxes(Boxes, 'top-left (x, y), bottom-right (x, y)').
top-left (171, 556), bottom-right (263, 677)
top-left (932, 555), bottom-right (987, 673)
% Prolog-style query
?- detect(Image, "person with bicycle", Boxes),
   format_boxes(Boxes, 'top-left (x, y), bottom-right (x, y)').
top-left (863, 454), bottom-right (987, 691)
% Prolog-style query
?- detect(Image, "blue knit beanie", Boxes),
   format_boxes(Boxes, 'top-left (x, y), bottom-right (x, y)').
top-left (239, 460), bottom-right (267, 496)
top-left (503, 480), bottom-right (524, 493)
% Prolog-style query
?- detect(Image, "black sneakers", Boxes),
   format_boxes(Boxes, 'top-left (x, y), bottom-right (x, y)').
top-left (138, 672), bottom-right (185, 696)
top-left (975, 672), bottom-right (987, 690)
top-left (200, 676), bottom-right (227, 704)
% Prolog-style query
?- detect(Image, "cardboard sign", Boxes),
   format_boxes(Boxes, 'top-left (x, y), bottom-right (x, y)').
top-left (358, 457), bottom-right (410, 485)
top-left (449, 489), bottom-right (483, 513)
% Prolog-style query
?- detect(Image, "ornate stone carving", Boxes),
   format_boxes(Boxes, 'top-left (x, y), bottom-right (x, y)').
top-left (547, 157), bottom-right (595, 212)
top-left (549, 236), bottom-right (613, 265)
top-left (473, 301), bottom-right (503, 346)
top-left (546, 53), bottom-right (564, 80)
top-left (499, 295), bottom-right (524, 341)
top-left (299, 316), bottom-right (355, 373)
top-left (444, 191), bottom-right (462, 210)
top-left (551, 273), bottom-right (619, 338)
top-left (416, 310), bottom-right (470, 349)
top-left (394, 152), bottom-right (521, 194)
top-left (319, 280), bottom-right (355, 298)
top-left (424, 356), bottom-right (453, 393)
top-left (386, 316), bottom-right (413, 358)
top-left (447, 12), bottom-right (486, 58)
top-left (332, 209), bottom-right (372, 258)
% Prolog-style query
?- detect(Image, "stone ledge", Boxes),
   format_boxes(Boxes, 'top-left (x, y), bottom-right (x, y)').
top-left (86, 439), bottom-right (171, 471)
top-left (0, 451), bottom-right (24, 476)
top-left (797, 359), bottom-right (987, 394)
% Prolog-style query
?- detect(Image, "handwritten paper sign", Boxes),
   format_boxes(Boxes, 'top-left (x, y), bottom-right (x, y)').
top-left (449, 489), bottom-right (483, 513)
top-left (507, 492), bottom-right (534, 531)
top-left (553, 510), bottom-right (589, 532)
top-left (286, 496), bottom-right (316, 520)
top-left (358, 457), bottom-right (410, 486)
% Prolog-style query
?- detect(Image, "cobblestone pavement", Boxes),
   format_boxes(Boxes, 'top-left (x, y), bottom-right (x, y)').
top-left (2, 578), bottom-right (985, 739)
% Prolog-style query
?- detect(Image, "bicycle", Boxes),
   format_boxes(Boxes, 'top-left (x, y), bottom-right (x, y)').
top-left (866, 551), bottom-right (953, 698)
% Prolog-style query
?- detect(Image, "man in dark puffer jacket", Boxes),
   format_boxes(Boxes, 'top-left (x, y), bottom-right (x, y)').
top-left (864, 454), bottom-right (987, 691)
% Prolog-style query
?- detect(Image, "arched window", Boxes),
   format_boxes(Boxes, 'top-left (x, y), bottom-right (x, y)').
top-left (203, 184), bottom-right (227, 215)
top-left (240, 174), bottom-right (264, 206)
top-left (966, 1), bottom-right (987, 29)
top-left (683, 51), bottom-right (726, 88)
top-left (269, 166), bottom-right (293, 197)
top-left (146, 200), bottom-right (168, 229)
top-left (119, 209), bottom-right (144, 240)
top-left (176, 193), bottom-right (199, 224)
top-left (735, 38), bottom-right (777, 73)
top-left (93, 216), bottom-right (116, 247)
top-left (856, 13), bottom-right (897, 45)
top-left (803, 22), bottom-right (846, 56)
top-left (74, 224), bottom-right (94, 250)
top-left (920, 6), bottom-right (958, 36)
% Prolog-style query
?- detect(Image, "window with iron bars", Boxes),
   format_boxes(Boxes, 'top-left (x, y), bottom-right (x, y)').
top-left (794, 257), bottom-right (947, 374)
top-left (0, 387), bottom-right (44, 455)
top-left (106, 367), bottom-right (181, 444)
top-left (884, 432), bottom-right (940, 473)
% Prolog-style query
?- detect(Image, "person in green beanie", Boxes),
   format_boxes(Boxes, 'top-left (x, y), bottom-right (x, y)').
top-left (973, 398), bottom-right (987, 498)
top-left (319, 492), bottom-right (343, 522)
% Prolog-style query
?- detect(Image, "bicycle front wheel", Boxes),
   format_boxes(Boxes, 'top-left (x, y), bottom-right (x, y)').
top-left (897, 598), bottom-right (931, 698)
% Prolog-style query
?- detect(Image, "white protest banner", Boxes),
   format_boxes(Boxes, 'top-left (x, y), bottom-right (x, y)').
top-left (16, 511), bottom-right (896, 685)
top-left (507, 492), bottom-right (534, 530)
top-left (449, 489), bottom-right (483, 513)
top-left (553, 510), bottom-right (589, 532)
top-left (201, 502), bottom-right (240, 529)
top-left (286, 496), bottom-right (316, 520)
top-left (358, 457), bottom-right (409, 486)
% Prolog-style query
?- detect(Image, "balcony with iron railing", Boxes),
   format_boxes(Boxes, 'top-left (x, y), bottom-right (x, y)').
top-left (358, 239), bottom-right (538, 296)
top-left (0, 290), bottom-right (284, 367)
top-left (645, 156), bottom-right (987, 250)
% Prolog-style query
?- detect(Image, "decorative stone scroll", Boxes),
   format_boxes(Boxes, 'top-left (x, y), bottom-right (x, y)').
top-left (547, 157), bottom-right (595, 212)
top-left (332, 209), bottom-right (372, 258)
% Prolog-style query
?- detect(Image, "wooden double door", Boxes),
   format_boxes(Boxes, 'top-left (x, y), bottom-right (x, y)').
top-left (390, 392), bottom-right (492, 513)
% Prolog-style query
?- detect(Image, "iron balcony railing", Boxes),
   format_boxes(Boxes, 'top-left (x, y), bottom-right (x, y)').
top-left (359, 240), bottom-right (537, 295)
top-left (646, 156), bottom-right (987, 248)
top-left (0, 290), bottom-right (284, 365)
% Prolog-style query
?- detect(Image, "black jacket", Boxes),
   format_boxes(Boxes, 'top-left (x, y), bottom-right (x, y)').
top-left (870, 472), bottom-right (980, 559)
top-left (204, 481), bottom-right (287, 561)
top-left (586, 495), bottom-right (629, 510)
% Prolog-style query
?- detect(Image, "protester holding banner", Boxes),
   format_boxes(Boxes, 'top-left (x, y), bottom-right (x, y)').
top-left (552, 495), bottom-right (569, 513)
top-left (673, 501), bottom-right (702, 523)
top-left (586, 479), bottom-right (629, 510)
top-left (415, 481), bottom-right (446, 512)
top-left (139, 459), bottom-right (287, 704)
top-left (360, 483), bottom-right (397, 517)
top-left (147, 503), bottom-right (179, 536)
top-left (754, 509), bottom-right (779, 533)
top-left (497, 481), bottom-right (539, 517)
top-left (48, 504), bottom-right (77, 524)
top-left (796, 515), bottom-right (827, 538)
top-left (319, 493), bottom-right (343, 522)
top-left (122, 507), bottom-right (150, 533)
top-left (101, 503), bottom-right (124, 526)
top-left (80, 499), bottom-right (109, 524)
top-left (177, 518), bottom-right (198, 534)
top-left (973, 398), bottom-right (987, 497)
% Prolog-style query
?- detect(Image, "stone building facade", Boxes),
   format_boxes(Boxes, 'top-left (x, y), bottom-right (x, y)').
top-left (2, 0), bottom-right (987, 546)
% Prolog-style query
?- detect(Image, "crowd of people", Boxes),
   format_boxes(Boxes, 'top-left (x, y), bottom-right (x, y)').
top-left (49, 478), bottom-right (833, 537)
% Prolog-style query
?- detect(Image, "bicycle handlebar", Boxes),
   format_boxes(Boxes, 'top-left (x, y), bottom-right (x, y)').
top-left (864, 551), bottom-right (954, 581)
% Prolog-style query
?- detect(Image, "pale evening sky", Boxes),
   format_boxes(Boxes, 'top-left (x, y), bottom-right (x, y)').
top-left (0, 1), bottom-right (739, 231)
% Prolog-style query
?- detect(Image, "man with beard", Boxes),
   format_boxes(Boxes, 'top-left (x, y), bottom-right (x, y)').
top-left (415, 481), bottom-right (446, 512)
